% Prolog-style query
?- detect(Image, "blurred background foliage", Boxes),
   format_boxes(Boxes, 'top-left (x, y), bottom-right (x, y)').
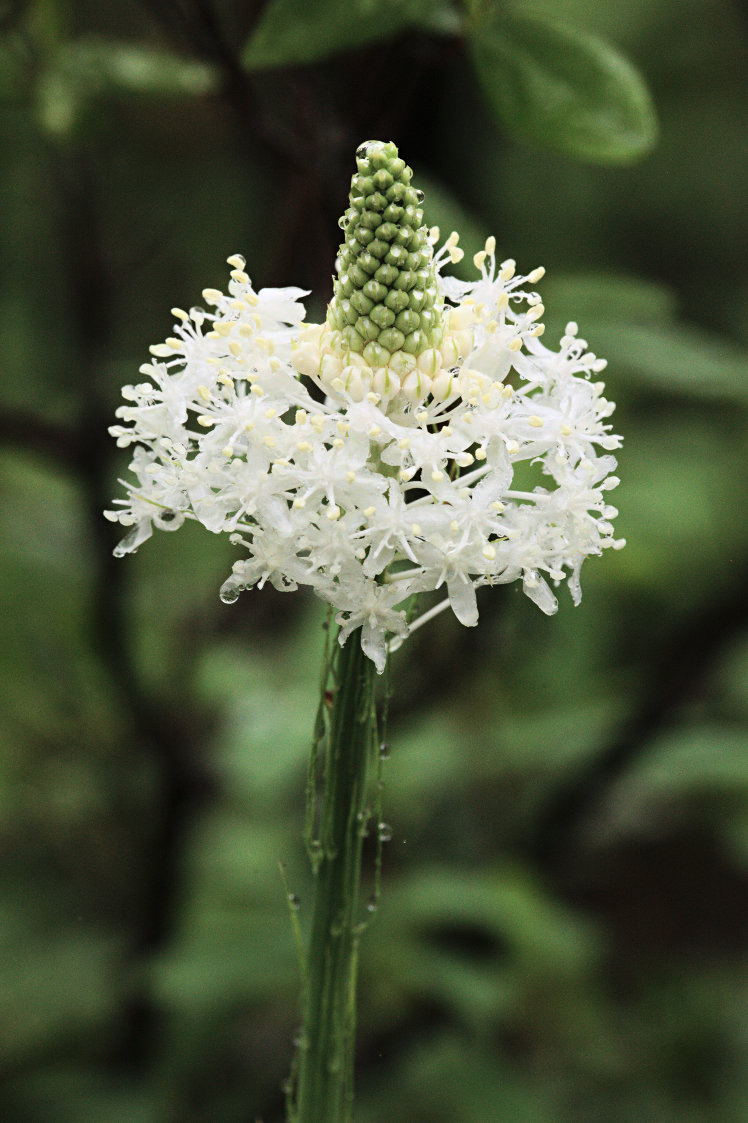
top-left (0, 0), bottom-right (747, 1119)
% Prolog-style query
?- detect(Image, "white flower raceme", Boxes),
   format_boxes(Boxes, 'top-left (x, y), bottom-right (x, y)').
top-left (107, 142), bottom-right (623, 672)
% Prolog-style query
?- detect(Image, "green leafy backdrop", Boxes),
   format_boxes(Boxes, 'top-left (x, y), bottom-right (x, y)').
top-left (1, 0), bottom-right (746, 1119)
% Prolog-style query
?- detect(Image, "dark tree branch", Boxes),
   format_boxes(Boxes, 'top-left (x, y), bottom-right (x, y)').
top-left (47, 140), bottom-right (218, 1071)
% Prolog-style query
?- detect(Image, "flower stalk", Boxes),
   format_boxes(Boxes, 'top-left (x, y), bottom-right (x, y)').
top-left (292, 626), bottom-right (379, 1123)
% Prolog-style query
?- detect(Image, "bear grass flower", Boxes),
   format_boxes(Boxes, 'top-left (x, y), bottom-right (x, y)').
top-left (107, 140), bottom-right (625, 1123)
top-left (107, 140), bottom-right (623, 671)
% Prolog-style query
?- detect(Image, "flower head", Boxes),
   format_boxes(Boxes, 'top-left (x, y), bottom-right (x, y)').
top-left (107, 141), bottom-right (623, 671)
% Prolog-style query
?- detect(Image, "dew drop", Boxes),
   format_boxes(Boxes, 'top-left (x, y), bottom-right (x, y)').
top-left (379, 741), bottom-right (390, 760)
top-left (219, 584), bottom-right (240, 604)
top-left (415, 189), bottom-right (425, 202)
top-left (288, 893), bottom-right (301, 910)
top-left (378, 822), bottom-right (393, 843)
top-left (366, 894), bottom-right (378, 913)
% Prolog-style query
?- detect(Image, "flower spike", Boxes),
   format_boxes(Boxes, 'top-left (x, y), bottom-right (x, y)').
top-left (107, 142), bottom-right (624, 671)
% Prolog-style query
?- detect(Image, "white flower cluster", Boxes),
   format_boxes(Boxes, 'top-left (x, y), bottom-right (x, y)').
top-left (107, 239), bottom-right (623, 672)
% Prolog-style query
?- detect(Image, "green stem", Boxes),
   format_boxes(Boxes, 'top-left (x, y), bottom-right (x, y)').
top-left (293, 629), bottom-right (378, 1123)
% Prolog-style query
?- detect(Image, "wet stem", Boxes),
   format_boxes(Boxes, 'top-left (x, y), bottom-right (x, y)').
top-left (289, 627), bottom-right (381, 1123)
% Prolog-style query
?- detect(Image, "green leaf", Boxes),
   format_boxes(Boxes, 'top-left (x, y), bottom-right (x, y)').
top-left (57, 37), bottom-right (218, 98)
top-left (580, 322), bottom-right (748, 404)
top-left (541, 273), bottom-right (679, 327)
top-left (468, 11), bottom-right (658, 164)
top-left (537, 275), bottom-right (748, 404)
top-left (242, 0), bottom-right (450, 70)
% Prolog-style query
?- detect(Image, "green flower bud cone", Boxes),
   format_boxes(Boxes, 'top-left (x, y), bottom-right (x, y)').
top-left (327, 140), bottom-right (444, 367)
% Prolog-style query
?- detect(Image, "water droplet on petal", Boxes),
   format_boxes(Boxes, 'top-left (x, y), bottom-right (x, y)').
top-left (219, 583), bottom-right (240, 604)
top-left (378, 822), bottom-right (393, 843)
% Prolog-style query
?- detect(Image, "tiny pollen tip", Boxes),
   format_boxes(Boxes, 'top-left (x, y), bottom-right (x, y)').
top-left (473, 250), bottom-right (487, 270)
top-left (528, 266), bottom-right (546, 283)
top-left (226, 254), bottom-right (246, 269)
top-left (485, 236), bottom-right (496, 255)
top-left (508, 337), bottom-right (523, 352)
top-left (446, 231), bottom-right (460, 249)
top-left (449, 247), bottom-right (464, 264)
top-left (171, 307), bottom-right (189, 321)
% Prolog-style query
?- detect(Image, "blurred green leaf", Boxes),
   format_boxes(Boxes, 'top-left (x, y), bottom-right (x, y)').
top-left (606, 725), bottom-right (748, 841)
top-left (366, 865), bottom-right (598, 1031)
top-left (151, 911), bottom-right (297, 1011)
top-left (57, 37), bottom-right (219, 98)
top-left (242, 0), bottom-right (452, 69)
top-left (468, 11), bottom-right (658, 163)
top-left (0, 913), bottom-right (123, 1065)
top-left (582, 321), bottom-right (748, 404)
top-left (542, 273), bottom-right (679, 326)
top-left (358, 1030), bottom-right (555, 1123)
top-left (631, 727), bottom-right (748, 797)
